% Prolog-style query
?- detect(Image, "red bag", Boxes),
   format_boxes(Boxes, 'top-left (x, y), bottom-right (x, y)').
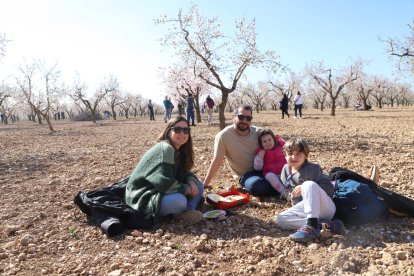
top-left (206, 187), bottom-right (250, 210)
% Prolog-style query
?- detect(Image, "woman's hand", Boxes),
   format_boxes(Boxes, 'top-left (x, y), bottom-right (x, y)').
top-left (292, 185), bottom-right (302, 197)
top-left (188, 180), bottom-right (199, 197)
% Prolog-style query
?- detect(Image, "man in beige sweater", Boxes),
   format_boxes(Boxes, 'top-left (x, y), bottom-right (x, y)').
top-left (204, 105), bottom-right (279, 196)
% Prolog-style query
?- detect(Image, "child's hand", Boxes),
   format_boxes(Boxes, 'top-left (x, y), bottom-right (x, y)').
top-left (292, 186), bottom-right (302, 197)
top-left (258, 149), bottom-right (265, 159)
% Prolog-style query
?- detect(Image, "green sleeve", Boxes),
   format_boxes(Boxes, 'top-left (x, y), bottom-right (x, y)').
top-left (144, 142), bottom-right (189, 195)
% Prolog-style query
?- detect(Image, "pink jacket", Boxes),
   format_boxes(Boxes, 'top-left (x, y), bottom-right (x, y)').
top-left (254, 137), bottom-right (287, 175)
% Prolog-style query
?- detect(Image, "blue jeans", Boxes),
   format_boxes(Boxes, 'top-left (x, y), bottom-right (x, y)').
top-left (294, 104), bottom-right (303, 117)
top-left (186, 109), bottom-right (195, 126)
top-left (159, 180), bottom-right (204, 216)
top-left (239, 171), bottom-right (279, 196)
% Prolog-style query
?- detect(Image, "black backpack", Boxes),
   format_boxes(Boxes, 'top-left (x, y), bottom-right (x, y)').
top-left (330, 167), bottom-right (414, 218)
top-left (74, 176), bottom-right (154, 236)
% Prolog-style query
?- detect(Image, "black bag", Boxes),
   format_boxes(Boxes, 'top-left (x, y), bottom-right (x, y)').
top-left (74, 176), bottom-right (154, 236)
top-left (333, 179), bottom-right (388, 226)
top-left (330, 167), bottom-right (414, 218)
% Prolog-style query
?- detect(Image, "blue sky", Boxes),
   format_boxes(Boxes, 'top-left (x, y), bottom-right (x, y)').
top-left (1, 0), bottom-right (413, 104)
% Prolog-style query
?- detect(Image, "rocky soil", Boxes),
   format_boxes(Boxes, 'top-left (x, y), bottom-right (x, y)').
top-left (1, 107), bottom-right (413, 276)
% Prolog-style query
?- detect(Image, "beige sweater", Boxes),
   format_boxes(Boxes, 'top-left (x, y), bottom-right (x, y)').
top-left (213, 125), bottom-right (261, 176)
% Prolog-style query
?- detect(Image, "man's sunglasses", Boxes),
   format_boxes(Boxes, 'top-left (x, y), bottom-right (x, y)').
top-left (236, 114), bottom-right (253, 121)
top-left (171, 126), bottom-right (190, 134)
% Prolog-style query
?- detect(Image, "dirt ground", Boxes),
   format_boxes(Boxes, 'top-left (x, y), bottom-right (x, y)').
top-left (1, 107), bottom-right (413, 275)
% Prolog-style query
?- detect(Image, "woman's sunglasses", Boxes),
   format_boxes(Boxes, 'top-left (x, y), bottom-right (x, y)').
top-left (236, 114), bottom-right (253, 121)
top-left (171, 126), bottom-right (190, 134)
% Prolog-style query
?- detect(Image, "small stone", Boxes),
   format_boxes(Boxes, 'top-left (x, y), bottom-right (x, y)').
top-left (18, 253), bottom-right (26, 262)
top-left (194, 240), bottom-right (206, 251)
top-left (308, 243), bottom-right (319, 250)
top-left (107, 269), bottom-right (122, 276)
top-left (20, 234), bottom-right (35, 246)
top-left (110, 263), bottom-right (120, 270)
top-left (48, 179), bottom-right (59, 185)
top-left (131, 230), bottom-right (142, 237)
top-left (62, 203), bottom-right (72, 209)
top-left (94, 177), bottom-right (105, 184)
top-left (200, 234), bottom-right (209, 240)
top-left (5, 225), bottom-right (21, 236)
top-left (121, 263), bottom-right (132, 268)
top-left (396, 251), bottom-right (408, 260)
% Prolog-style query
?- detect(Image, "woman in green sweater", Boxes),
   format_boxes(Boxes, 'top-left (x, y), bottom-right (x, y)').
top-left (125, 116), bottom-right (204, 224)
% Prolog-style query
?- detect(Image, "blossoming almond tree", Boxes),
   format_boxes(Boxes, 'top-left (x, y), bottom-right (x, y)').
top-left (156, 4), bottom-right (282, 129)
top-left (307, 61), bottom-right (359, 116)
top-left (386, 20), bottom-right (414, 76)
top-left (162, 64), bottom-right (210, 123)
top-left (16, 60), bottom-right (61, 132)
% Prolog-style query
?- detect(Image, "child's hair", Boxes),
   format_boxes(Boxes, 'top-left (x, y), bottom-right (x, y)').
top-left (283, 137), bottom-right (310, 157)
top-left (258, 129), bottom-right (279, 149)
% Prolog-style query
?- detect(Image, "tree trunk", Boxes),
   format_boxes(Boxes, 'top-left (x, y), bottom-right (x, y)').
top-left (330, 100), bottom-right (336, 116)
top-left (218, 90), bottom-right (229, 130)
top-left (91, 109), bottom-right (97, 123)
top-left (44, 116), bottom-right (55, 132)
top-left (36, 112), bottom-right (42, 124)
top-left (111, 107), bottom-right (117, 120)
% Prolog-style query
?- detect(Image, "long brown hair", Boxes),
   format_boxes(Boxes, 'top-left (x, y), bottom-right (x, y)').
top-left (157, 116), bottom-right (194, 171)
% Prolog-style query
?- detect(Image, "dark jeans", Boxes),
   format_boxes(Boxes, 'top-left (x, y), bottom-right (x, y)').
top-left (294, 104), bottom-right (303, 117)
top-left (239, 171), bottom-right (279, 196)
top-left (149, 111), bottom-right (155, 121)
top-left (281, 108), bottom-right (289, 119)
top-left (187, 110), bottom-right (195, 126)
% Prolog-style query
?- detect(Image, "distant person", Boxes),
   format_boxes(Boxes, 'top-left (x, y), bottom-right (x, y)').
top-left (186, 94), bottom-right (195, 126)
top-left (177, 100), bottom-right (184, 116)
top-left (293, 91), bottom-right (304, 118)
top-left (254, 129), bottom-right (287, 196)
top-left (276, 137), bottom-right (344, 242)
top-left (147, 100), bottom-right (155, 121)
top-left (204, 105), bottom-right (277, 196)
top-left (204, 95), bottom-right (215, 125)
top-left (125, 116), bottom-right (204, 225)
top-left (163, 96), bottom-right (174, 122)
top-left (279, 94), bottom-right (290, 119)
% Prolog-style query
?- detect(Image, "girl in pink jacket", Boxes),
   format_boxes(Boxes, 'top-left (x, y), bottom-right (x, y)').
top-left (254, 129), bottom-right (288, 197)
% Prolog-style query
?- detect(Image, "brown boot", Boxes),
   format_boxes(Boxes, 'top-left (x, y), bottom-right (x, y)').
top-left (173, 210), bottom-right (203, 224)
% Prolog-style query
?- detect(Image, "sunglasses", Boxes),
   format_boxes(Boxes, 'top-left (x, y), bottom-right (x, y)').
top-left (171, 126), bottom-right (190, 134)
top-left (236, 114), bottom-right (253, 121)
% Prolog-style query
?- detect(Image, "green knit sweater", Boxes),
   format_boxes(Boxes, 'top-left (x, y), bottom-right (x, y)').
top-left (125, 141), bottom-right (198, 223)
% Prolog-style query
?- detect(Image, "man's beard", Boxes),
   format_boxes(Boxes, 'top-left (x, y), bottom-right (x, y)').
top-left (236, 122), bottom-right (249, 131)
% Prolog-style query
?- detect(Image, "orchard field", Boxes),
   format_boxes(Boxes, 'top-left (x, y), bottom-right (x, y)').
top-left (1, 107), bottom-right (413, 275)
